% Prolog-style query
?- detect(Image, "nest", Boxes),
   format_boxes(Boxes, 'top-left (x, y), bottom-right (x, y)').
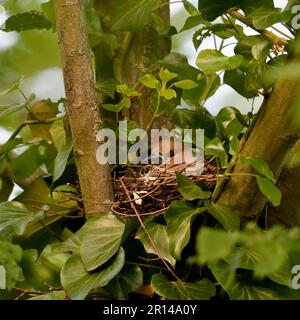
top-left (111, 159), bottom-right (222, 217)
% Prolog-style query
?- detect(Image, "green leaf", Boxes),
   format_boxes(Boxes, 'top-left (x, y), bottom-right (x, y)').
top-left (158, 68), bottom-right (177, 85)
top-left (29, 291), bottom-right (66, 300)
top-left (196, 227), bottom-right (237, 264)
top-left (249, 8), bottom-right (291, 30)
top-left (256, 176), bottom-right (282, 206)
top-left (209, 260), bottom-right (279, 300)
top-left (41, 1), bottom-right (55, 26)
top-left (0, 240), bottom-right (24, 290)
top-left (95, 79), bottom-right (119, 99)
top-left (160, 53), bottom-right (200, 81)
top-left (0, 201), bottom-right (44, 236)
top-left (80, 213), bottom-right (125, 271)
top-left (106, 265), bottom-right (143, 299)
top-left (2, 11), bottom-right (52, 32)
top-left (160, 88), bottom-right (177, 100)
top-left (150, 13), bottom-right (171, 36)
top-left (61, 248), bottom-right (125, 300)
top-left (111, 0), bottom-right (161, 31)
top-left (53, 136), bottom-right (73, 183)
top-left (181, 14), bottom-right (204, 32)
top-left (217, 106), bottom-right (249, 128)
top-left (173, 107), bottom-right (217, 139)
top-left (136, 217), bottom-right (176, 267)
top-left (52, 232), bottom-right (81, 255)
top-left (50, 119), bottom-right (67, 151)
top-left (173, 80), bottom-right (198, 89)
top-left (116, 84), bottom-right (141, 97)
top-left (198, 0), bottom-right (235, 21)
top-left (205, 138), bottom-right (228, 167)
top-left (183, 0), bottom-right (199, 15)
top-left (207, 203), bottom-right (240, 231)
top-left (101, 103), bottom-right (123, 112)
top-left (224, 69), bottom-right (258, 99)
top-left (0, 138), bottom-right (23, 157)
top-left (241, 155), bottom-right (275, 182)
top-left (227, 248), bottom-right (291, 286)
top-left (176, 173), bottom-right (211, 200)
top-left (151, 274), bottom-right (216, 300)
top-left (139, 74), bottom-right (159, 89)
top-left (196, 49), bottom-right (244, 74)
top-left (10, 143), bottom-right (47, 181)
top-left (165, 201), bottom-right (207, 260)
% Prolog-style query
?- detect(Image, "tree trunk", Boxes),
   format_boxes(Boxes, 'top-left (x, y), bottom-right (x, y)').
top-left (54, 0), bottom-right (113, 216)
top-left (121, 5), bottom-right (171, 129)
top-left (216, 72), bottom-right (300, 223)
top-left (95, 0), bottom-right (171, 129)
top-left (268, 140), bottom-right (300, 227)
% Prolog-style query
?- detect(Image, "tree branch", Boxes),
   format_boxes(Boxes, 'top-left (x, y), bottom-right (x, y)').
top-left (54, 0), bottom-right (113, 217)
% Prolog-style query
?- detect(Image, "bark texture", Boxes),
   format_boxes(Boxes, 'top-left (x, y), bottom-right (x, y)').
top-left (95, 0), bottom-right (171, 129)
top-left (121, 5), bottom-right (171, 129)
top-left (268, 140), bottom-right (300, 227)
top-left (54, 0), bottom-right (113, 216)
top-left (216, 73), bottom-right (300, 223)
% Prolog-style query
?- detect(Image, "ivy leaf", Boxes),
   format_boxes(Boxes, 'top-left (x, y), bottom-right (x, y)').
top-left (256, 176), bottom-right (282, 207)
top-left (111, 0), bottom-right (161, 31)
top-left (117, 84), bottom-right (141, 97)
top-left (182, 0), bottom-right (199, 15)
top-left (196, 49), bottom-right (244, 74)
top-left (61, 248), bottom-right (125, 300)
top-left (173, 80), bottom-right (198, 89)
top-left (80, 214), bottom-right (125, 271)
top-left (217, 106), bottom-right (249, 128)
top-left (151, 274), bottom-right (216, 300)
top-left (165, 201), bottom-right (207, 260)
top-left (208, 260), bottom-right (279, 300)
top-left (160, 53), bottom-right (200, 81)
top-left (198, 0), bottom-right (235, 21)
top-left (53, 136), bottom-right (73, 183)
top-left (139, 74), bottom-right (159, 89)
top-left (151, 13), bottom-right (171, 36)
top-left (205, 138), bottom-right (228, 167)
top-left (158, 68), bottom-right (178, 84)
top-left (249, 8), bottom-right (291, 30)
top-left (227, 248), bottom-right (291, 287)
top-left (136, 217), bottom-right (176, 267)
top-left (0, 201), bottom-right (44, 236)
top-left (29, 291), bottom-right (66, 300)
top-left (0, 138), bottom-right (22, 157)
top-left (95, 79), bottom-right (119, 99)
top-left (207, 203), bottom-right (240, 231)
top-left (196, 227), bottom-right (237, 264)
top-left (224, 69), bottom-right (258, 99)
top-left (101, 103), bottom-right (123, 112)
top-left (241, 155), bottom-right (275, 182)
top-left (176, 173), bottom-right (211, 200)
top-left (106, 265), bottom-right (143, 299)
top-left (180, 14), bottom-right (204, 32)
top-left (160, 88), bottom-right (177, 100)
top-left (0, 240), bottom-right (24, 290)
top-left (2, 11), bottom-right (52, 32)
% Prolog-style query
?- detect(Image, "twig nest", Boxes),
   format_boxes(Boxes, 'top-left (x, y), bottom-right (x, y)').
top-left (111, 160), bottom-right (221, 217)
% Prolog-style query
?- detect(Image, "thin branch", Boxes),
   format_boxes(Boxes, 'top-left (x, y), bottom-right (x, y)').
top-left (119, 176), bottom-right (181, 281)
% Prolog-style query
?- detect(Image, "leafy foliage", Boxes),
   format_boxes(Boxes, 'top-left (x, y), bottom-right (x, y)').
top-left (0, 0), bottom-right (299, 301)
